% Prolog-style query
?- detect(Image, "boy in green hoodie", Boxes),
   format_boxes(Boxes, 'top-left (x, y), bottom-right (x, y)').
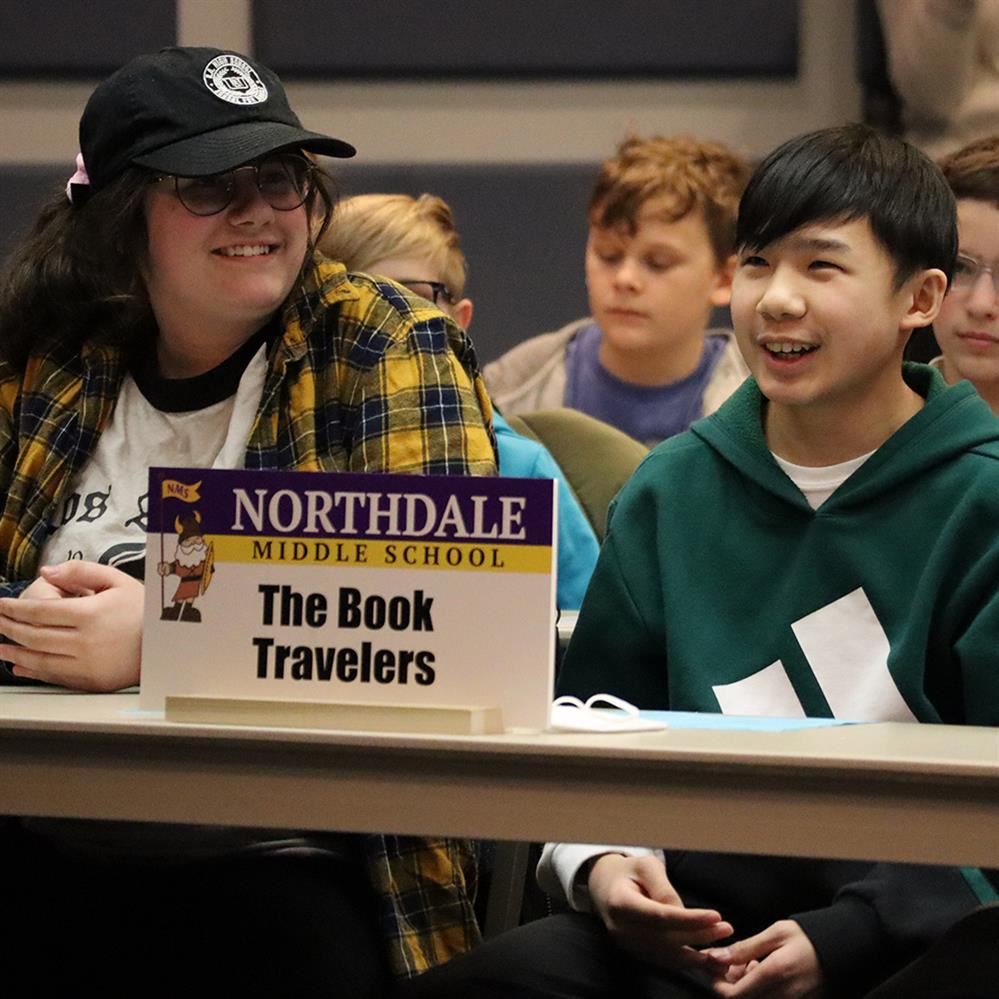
top-left (403, 125), bottom-right (999, 999)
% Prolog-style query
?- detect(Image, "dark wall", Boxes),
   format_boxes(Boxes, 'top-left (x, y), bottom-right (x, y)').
top-left (0, 0), bottom-right (798, 79)
top-left (0, 1), bottom-right (176, 76)
top-left (254, 0), bottom-right (798, 78)
top-left (0, 166), bottom-right (65, 249)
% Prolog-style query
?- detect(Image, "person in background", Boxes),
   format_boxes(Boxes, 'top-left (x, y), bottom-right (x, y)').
top-left (323, 192), bottom-right (600, 609)
top-left (483, 135), bottom-right (751, 446)
top-left (401, 124), bottom-right (999, 999)
top-left (933, 134), bottom-right (999, 414)
top-left (0, 46), bottom-right (494, 997)
top-left (878, 0), bottom-right (999, 158)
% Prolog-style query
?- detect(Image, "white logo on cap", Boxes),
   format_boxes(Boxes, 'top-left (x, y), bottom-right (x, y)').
top-left (203, 54), bottom-right (268, 106)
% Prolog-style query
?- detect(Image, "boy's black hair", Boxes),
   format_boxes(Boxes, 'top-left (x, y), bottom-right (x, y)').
top-left (737, 124), bottom-right (957, 287)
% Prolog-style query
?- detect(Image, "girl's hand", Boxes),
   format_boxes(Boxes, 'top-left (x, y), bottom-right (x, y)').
top-left (0, 562), bottom-right (144, 691)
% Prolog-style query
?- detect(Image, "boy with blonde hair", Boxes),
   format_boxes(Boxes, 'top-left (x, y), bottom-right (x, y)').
top-left (323, 192), bottom-right (600, 609)
top-left (323, 193), bottom-right (473, 327)
top-left (484, 135), bottom-right (751, 445)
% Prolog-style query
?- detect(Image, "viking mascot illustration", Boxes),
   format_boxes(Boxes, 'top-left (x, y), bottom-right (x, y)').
top-left (157, 511), bottom-right (214, 622)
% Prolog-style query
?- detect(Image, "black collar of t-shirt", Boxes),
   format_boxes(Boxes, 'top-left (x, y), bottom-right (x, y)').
top-left (129, 320), bottom-right (279, 413)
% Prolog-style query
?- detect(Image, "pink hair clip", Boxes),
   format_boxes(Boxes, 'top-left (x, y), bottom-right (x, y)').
top-left (66, 153), bottom-right (91, 204)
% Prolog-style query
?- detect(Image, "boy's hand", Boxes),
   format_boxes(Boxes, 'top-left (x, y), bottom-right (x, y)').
top-left (707, 920), bottom-right (823, 998)
top-left (0, 562), bottom-right (144, 692)
top-left (588, 853), bottom-right (734, 972)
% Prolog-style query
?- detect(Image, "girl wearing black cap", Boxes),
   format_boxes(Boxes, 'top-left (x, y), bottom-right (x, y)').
top-left (0, 47), bottom-right (494, 997)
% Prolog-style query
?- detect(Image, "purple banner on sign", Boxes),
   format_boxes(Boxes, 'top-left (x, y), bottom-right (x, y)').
top-left (148, 468), bottom-right (555, 546)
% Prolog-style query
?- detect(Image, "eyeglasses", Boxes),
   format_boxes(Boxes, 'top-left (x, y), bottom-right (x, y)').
top-left (152, 153), bottom-right (314, 216)
top-left (396, 280), bottom-right (455, 307)
top-left (951, 253), bottom-right (999, 296)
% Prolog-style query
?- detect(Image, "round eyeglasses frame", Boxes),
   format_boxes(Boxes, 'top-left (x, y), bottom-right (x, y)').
top-left (151, 154), bottom-right (315, 217)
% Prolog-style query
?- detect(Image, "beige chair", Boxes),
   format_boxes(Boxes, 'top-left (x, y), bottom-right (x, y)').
top-left (504, 408), bottom-right (648, 540)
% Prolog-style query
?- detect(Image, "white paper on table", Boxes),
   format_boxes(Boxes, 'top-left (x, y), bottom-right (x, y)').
top-left (549, 693), bottom-right (668, 733)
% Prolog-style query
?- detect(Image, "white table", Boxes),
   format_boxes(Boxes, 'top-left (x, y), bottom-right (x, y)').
top-left (1, 688), bottom-right (997, 868)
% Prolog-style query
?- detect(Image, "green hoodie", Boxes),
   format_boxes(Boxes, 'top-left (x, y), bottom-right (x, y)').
top-left (563, 364), bottom-right (999, 727)
top-left (559, 363), bottom-right (999, 992)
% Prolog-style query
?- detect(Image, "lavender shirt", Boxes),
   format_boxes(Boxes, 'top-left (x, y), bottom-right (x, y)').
top-left (564, 322), bottom-right (728, 445)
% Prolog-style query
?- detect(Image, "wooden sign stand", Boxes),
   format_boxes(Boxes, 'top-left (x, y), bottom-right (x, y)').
top-left (165, 695), bottom-right (504, 735)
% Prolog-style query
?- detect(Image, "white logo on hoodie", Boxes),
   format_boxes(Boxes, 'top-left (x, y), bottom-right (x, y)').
top-left (712, 588), bottom-right (916, 722)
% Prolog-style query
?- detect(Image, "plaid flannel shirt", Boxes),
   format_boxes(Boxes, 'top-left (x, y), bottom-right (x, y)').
top-left (0, 259), bottom-right (496, 978)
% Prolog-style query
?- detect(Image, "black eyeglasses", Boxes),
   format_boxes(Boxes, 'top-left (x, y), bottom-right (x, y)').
top-left (152, 153), bottom-right (314, 217)
top-left (397, 280), bottom-right (455, 306)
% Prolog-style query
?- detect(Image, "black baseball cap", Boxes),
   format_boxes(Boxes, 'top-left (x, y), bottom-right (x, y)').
top-left (79, 46), bottom-right (355, 193)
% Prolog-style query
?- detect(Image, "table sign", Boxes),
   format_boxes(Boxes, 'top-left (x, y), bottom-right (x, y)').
top-left (140, 467), bottom-right (556, 731)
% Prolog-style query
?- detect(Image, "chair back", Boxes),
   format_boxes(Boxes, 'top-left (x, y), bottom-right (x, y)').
top-left (505, 408), bottom-right (648, 540)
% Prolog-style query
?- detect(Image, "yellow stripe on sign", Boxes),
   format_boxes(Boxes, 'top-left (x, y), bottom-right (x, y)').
top-left (208, 535), bottom-right (553, 573)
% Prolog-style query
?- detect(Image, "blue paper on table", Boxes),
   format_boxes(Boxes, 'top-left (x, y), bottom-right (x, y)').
top-left (643, 711), bottom-right (856, 732)
top-left (549, 695), bottom-right (857, 734)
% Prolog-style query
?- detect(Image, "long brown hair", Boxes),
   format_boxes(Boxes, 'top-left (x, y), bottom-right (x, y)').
top-left (0, 158), bottom-right (337, 371)
top-left (0, 169), bottom-right (152, 369)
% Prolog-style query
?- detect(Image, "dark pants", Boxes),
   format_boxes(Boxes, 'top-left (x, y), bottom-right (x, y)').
top-left (865, 904), bottom-right (999, 999)
top-left (400, 912), bottom-right (715, 999)
top-left (7, 825), bottom-right (392, 998)
top-left (402, 906), bottom-right (999, 999)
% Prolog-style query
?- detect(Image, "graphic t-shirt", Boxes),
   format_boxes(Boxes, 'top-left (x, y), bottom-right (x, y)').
top-left (39, 328), bottom-right (270, 578)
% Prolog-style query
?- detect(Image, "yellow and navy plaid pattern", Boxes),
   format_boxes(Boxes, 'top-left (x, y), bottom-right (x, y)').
top-left (0, 259), bottom-right (496, 977)
top-left (366, 834), bottom-right (483, 977)
top-left (0, 260), bottom-right (497, 586)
